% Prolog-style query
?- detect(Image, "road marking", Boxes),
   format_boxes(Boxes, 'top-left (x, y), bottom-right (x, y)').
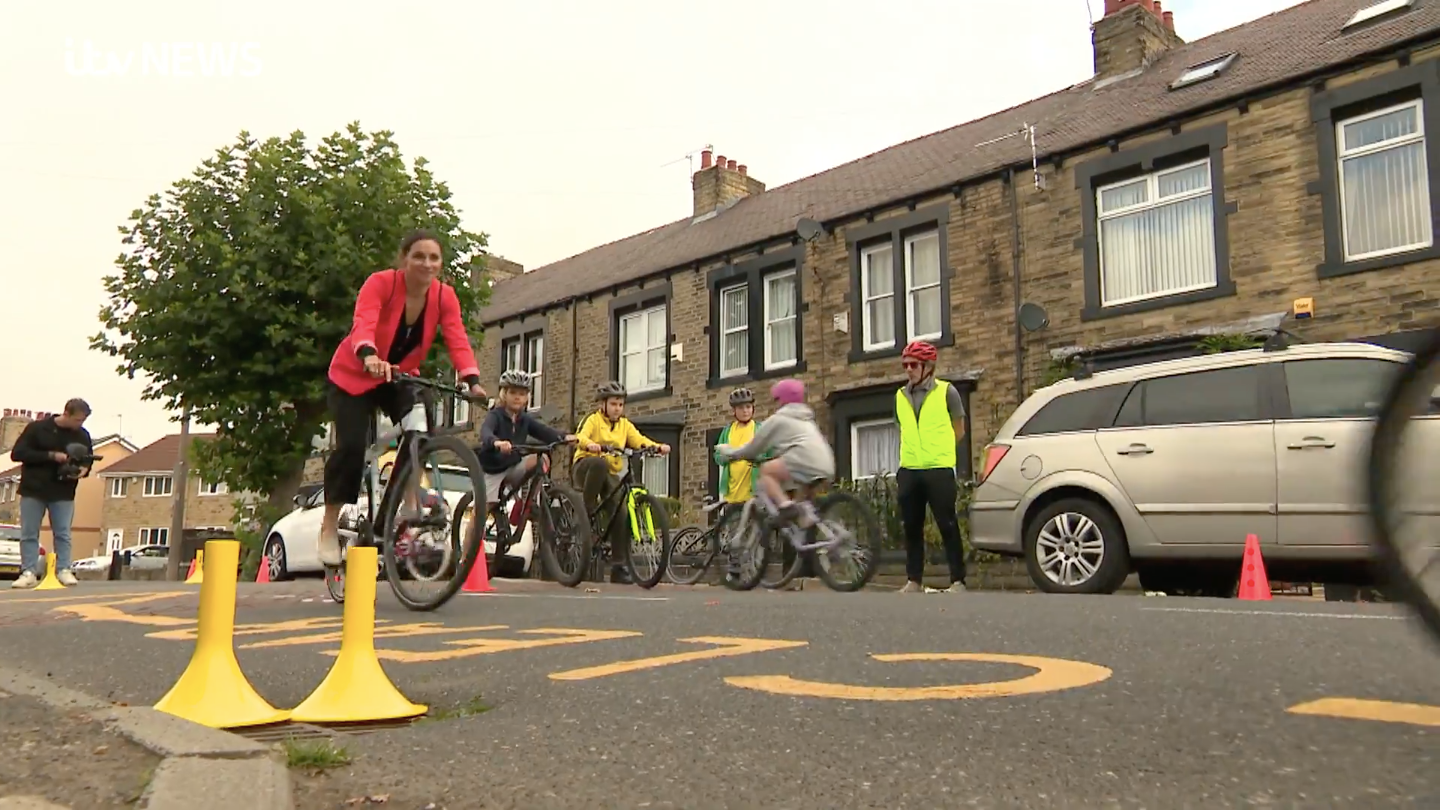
top-left (725, 652), bottom-right (1113, 701)
top-left (465, 592), bottom-right (669, 602)
top-left (1287, 697), bottom-right (1440, 728)
top-left (145, 616), bottom-right (349, 642)
top-left (360, 627), bottom-right (642, 663)
top-left (241, 622), bottom-right (506, 649)
top-left (54, 594), bottom-right (194, 626)
top-left (1, 591), bottom-right (188, 605)
top-left (549, 636), bottom-right (808, 681)
top-left (1142, 607), bottom-right (1405, 620)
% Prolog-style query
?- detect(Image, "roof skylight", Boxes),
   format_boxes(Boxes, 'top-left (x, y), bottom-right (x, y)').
top-left (1343, 0), bottom-right (1416, 31)
top-left (1169, 53), bottom-right (1237, 91)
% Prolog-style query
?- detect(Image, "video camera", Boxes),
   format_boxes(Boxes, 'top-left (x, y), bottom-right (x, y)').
top-left (58, 442), bottom-right (102, 481)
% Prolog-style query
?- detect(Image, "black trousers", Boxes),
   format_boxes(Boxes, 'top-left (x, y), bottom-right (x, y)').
top-left (573, 456), bottom-right (629, 565)
top-left (324, 381), bottom-right (415, 506)
top-left (896, 467), bottom-right (965, 584)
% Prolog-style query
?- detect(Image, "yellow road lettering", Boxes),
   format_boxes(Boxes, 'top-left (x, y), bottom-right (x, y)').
top-left (364, 628), bottom-right (641, 663)
top-left (146, 616), bottom-right (351, 642)
top-left (549, 636), bottom-right (808, 681)
top-left (242, 623), bottom-right (507, 649)
top-left (1287, 697), bottom-right (1440, 728)
top-left (725, 652), bottom-right (1113, 701)
top-left (54, 594), bottom-right (195, 626)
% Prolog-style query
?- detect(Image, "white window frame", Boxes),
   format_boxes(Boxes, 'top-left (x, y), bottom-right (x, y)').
top-left (860, 243), bottom-right (896, 351)
top-left (718, 283), bottom-right (749, 378)
top-left (525, 334), bottom-right (545, 410)
top-left (0, 481), bottom-right (11, 502)
top-left (106, 530), bottom-right (123, 553)
top-left (198, 479), bottom-right (227, 496)
top-left (451, 394), bottom-right (470, 426)
top-left (903, 231), bottom-right (942, 342)
top-left (849, 418), bottom-right (901, 481)
top-left (500, 339), bottom-right (521, 374)
top-left (109, 477), bottom-right (128, 498)
top-left (762, 269), bottom-right (798, 370)
top-left (618, 304), bottom-right (668, 394)
top-left (1344, 0), bottom-right (1414, 31)
top-left (143, 476), bottom-right (173, 498)
top-left (139, 527), bottom-right (170, 546)
top-left (1095, 157), bottom-right (1217, 307)
top-left (1336, 99), bottom-right (1434, 262)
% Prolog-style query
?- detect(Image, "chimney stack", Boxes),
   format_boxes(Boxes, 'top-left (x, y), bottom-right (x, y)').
top-left (692, 147), bottom-right (766, 220)
top-left (1093, 0), bottom-right (1183, 80)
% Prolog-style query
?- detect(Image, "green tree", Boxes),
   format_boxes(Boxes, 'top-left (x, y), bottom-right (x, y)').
top-left (92, 123), bottom-right (490, 517)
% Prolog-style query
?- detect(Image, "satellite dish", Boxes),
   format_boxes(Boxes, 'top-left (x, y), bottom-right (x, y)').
top-left (796, 218), bottom-right (824, 242)
top-left (1018, 302), bottom-right (1049, 332)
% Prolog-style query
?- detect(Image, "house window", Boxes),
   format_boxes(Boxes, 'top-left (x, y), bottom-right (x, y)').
top-left (139, 527), bottom-right (170, 546)
top-left (1310, 61), bottom-right (1440, 279)
top-left (1, 480), bottom-right (15, 502)
top-left (501, 339), bottom-right (521, 372)
top-left (718, 284), bottom-right (748, 377)
top-left (705, 248), bottom-right (807, 386)
top-left (618, 304), bottom-right (667, 394)
top-left (639, 454), bottom-right (669, 497)
top-left (108, 477), bottom-right (129, 498)
top-left (763, 270), bottom-right (798, 370)
top-left (860, 243), bottom-right (896, 350)
top-left (451, 395), bottom-right (470, 427)
top-left (499, 329), bottom-right (545, 409)
top-left (904, 232), bottom-right (942, 341)
top-left (1336, 100), bottom-right (1433, 262)
top-left (1074, 122), bottom-right (1235, 319)
top-left (631, 424), bottom-right (681, 498)
top-left (850, 419), bottom-right (900, 480)
top-left (1096, 159), bottom-right (1217, 307)
top-left (143, 476), bottom-right (173, 497)
top-left (845, 203), bottom-right (953, 361)
top-left (199, 479), bottom-right (227, 496)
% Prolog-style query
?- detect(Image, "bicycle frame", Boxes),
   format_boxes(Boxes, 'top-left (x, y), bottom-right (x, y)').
top-left (730, 485), bottom-right (847, 554)
top-left (590, 451), bottom-right (660, 547)
top-left (486, 448), bottom-right (558, 552)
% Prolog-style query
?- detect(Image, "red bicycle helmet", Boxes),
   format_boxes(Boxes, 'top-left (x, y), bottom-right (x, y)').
top-left (902, 341), bottom-right (938, 363)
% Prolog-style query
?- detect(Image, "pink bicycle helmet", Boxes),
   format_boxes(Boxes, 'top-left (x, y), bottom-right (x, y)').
top-left (770, 378), bottom-right (805, 405)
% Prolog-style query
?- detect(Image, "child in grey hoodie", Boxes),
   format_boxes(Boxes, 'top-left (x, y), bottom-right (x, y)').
top-left (715, 378), bottom-right (835, 526)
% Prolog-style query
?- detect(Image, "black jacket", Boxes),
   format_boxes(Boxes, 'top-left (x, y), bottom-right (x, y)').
top-left (477, 406), bottom-right (564, 474)
top-left (9, 417), bottom-right (93, 502)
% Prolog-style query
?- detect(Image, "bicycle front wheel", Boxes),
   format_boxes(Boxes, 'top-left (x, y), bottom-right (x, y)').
top-left (537, 482), bottom-right (592, 588)
top-left (625, 492), bottom-right (672, 589)
top-left (381, 434), bottom-right (486, 612)
top-left (1367, 332), bottom-right (1440, 643)
top-left (810, 491), bottom-right (881, 592)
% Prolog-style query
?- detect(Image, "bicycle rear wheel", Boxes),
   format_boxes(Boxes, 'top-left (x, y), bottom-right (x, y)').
top-left (810, 491), bottom-right (881, 592)
top-left (381, 434), bottom-right (486, 612)
top-left (624, 493), bottom-right (672, 589)
top-left (665, 526), bottom-right (714, 585)
top-left (1367, 331), bottom-right (1440, 643)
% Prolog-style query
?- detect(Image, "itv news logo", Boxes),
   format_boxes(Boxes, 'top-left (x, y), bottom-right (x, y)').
top-left (63, 38), bottom-right (262, 79)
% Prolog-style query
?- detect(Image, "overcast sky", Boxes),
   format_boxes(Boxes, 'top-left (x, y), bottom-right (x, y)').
top-left (0, 0), bottom-right (1308, 448)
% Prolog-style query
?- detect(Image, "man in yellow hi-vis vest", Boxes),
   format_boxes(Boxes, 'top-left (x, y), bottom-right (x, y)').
top-left (895, 340), bottom-right (967, 594)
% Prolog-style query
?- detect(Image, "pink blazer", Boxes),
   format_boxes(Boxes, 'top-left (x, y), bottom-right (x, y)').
top-left (329, 269), bottom-right (481, 396)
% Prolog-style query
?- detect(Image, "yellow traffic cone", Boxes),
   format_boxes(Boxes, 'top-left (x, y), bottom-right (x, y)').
top-left (154, 540), bottom-right (290, 729)
top-left (34, 553), bottom-right (65, 591)
top-left (184, 549), bottom-right (205, 585)
top-left (289, 546), bottom-right (427, 723)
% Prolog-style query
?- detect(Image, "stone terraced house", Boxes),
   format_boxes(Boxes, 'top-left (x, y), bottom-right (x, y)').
top-left (310, 0), bottom-right (1440, 522)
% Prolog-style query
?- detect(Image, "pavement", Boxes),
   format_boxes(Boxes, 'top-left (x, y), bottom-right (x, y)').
top-left (0, 578), bottom-right (1437, 809)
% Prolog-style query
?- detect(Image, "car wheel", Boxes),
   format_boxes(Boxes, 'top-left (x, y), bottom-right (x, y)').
top-left (263, 534), bottom-right (290, 582)
top-left (1023, 497), bottom-right (1130, 595)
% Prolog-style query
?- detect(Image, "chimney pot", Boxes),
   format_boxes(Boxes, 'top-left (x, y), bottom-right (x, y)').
top-left (700, 149), bottom-right (712, 170)
top-left (738, 164), bottom-right (747, 176)
top-left (1153, 0), bottom-right (1161, 13)
top-left (726, 159), bottom-right (737, 171)
top-left (715, 154), bottom-right (726, 169)
top-left (1163, 10), bottom-right (1173, 29)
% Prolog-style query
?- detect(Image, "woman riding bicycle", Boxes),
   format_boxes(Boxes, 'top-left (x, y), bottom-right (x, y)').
top-left (317, 229), bottom-right (487, 567)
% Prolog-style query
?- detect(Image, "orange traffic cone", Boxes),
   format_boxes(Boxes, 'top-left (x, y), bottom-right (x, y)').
top-left (1237, 533), bottom-right (1272, 601)
top-left (462, 544), bottom-right (494, 594)
top-left (255, 554), bottom-right (271, 584)
top-left (185, 556), bottom-right (197, 581)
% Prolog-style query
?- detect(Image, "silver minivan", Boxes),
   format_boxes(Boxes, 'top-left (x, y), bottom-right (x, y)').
top-left (968, 341), bottom-right (1429, 595)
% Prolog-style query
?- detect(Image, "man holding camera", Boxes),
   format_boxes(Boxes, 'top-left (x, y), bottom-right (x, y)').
top-left (8, 399), bottom-right (94, 588)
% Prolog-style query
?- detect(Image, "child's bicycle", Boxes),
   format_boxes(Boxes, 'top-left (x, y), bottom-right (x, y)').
top-left (664, 498), bottom-right (739, 585)
top-left (447, 439), bottom-right (591, 583)
top-left (570, 446), bottom-right (672, 589)
top-left (721, 481), bottom-right (880, 592)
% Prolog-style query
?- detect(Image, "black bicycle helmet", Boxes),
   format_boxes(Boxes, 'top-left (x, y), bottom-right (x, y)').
top-left (499, 369), bottom-right (532, 390)
top-left (596, 380), bottom-right (627, 400)
top-left (728, 387), bottom-right (755, 406)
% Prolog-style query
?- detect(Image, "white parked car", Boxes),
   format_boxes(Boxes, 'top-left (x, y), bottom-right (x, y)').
top-left (262, 470), bottom-right (534, 581)
top-left (0, 524), bottom-right (20, 578)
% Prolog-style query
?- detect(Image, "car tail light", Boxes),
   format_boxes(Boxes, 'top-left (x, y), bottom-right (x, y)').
top-left (978, 444), bottom-right (1011, 483)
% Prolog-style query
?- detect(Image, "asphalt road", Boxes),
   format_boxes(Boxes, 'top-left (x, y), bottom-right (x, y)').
top-left (0, 578), bottom-right (1437, 809)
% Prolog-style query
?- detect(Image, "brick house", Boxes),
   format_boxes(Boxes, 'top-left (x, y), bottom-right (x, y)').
top-left (405, 1), bottom-right (1440, 522)
top-left (99, 433), bottom-right (242, 550)
top-left (0, 434), bottom-right (139, 557)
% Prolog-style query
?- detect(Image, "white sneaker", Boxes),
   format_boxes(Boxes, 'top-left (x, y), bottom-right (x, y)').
top-left (10, 571), bottom-right (37, 589)
top-left (898, 580), bottom-right (922, 593)
top-left (317, 530), bottom-right (342, 567)
top-left (57, 570), bottom-right (78, 587)
top-left (946, 581), bottom-right (967, 594)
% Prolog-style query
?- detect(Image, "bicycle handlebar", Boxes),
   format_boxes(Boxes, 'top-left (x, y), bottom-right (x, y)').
top-left (599, 445), bottom-right (666, 458)
top-left (391, 371), bottom-right (489, 402)
top-left (512, 439), bottom-right (577, 454)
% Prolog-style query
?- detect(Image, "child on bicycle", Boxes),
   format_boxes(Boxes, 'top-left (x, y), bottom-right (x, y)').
top-left (572, 380), bottom-right (671, 583)
top-left (478, 369), bottom-right (587, 513)
top-left (714, 378), bottom-right (834, 529)
top-left (714, 387), bottom-right (766, 506)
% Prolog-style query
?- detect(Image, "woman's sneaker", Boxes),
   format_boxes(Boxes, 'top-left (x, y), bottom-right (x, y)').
top-left (10, 571), bottom-right (37, 589)
top-left (58, 570), bottom-right (79, 586)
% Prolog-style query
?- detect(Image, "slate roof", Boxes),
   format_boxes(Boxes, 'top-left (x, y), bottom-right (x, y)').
top-left (98, 433), bottom-right (216, 476)
top-left (483, 0), bottom-right (1440, 323)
